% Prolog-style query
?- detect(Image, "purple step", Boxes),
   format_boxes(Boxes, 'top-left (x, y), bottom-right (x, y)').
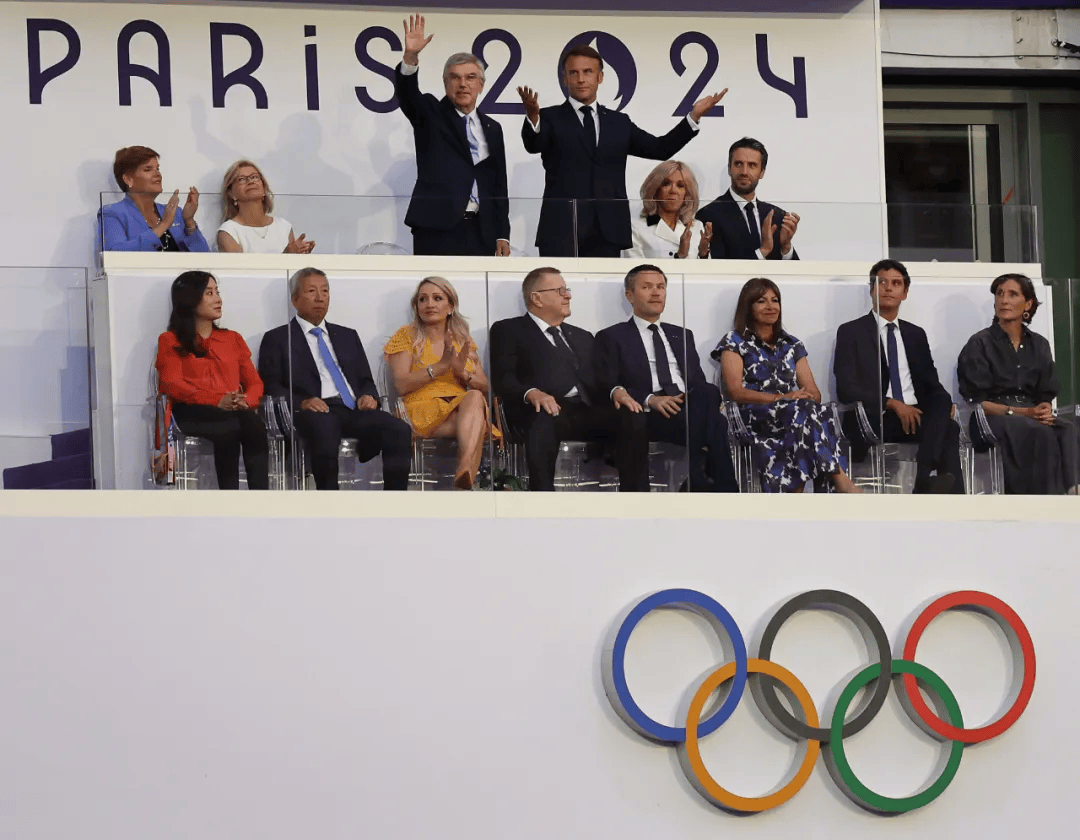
top-left (3, 452), bottom-right (92, 490)
top-left (50, 428), bottom-right (92, 460)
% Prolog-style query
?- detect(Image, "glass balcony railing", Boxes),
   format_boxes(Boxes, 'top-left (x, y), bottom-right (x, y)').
top-left (98, 192), bottom-right (1040, 263)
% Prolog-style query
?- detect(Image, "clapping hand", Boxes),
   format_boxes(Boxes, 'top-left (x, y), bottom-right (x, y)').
top-left (181, 187), bottom-right (199, 228)
top-left (778, 211), bottom-right (799, 255)
top-left (698, 221), bottom-right (713, 258)
top-left (160, 190), bottom-right (181, 229)
top-left (516, 86), bottom-right (540, 124)
top-left (402, 14), bottom-right (433, 65)
top-left (285, 230), bottom-right (315, 254)
top-left (677, 223), bottom-right (693, 259)
top-left (689, 88), bottom-right (728, 123)
top-left (450, 341), bottom-right (470, 382)
top-left (759, 209), bottom-right (778, 258)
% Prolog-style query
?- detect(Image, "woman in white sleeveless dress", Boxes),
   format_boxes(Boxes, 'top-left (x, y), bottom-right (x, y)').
top-left (216, 160), bottom-right (315, 254)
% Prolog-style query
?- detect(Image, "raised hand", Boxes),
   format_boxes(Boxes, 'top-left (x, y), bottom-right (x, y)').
top-left (778, 211), bottom-right (800, 254)
top-left (689, 88), bottom-right (728, 123)
top-left (402, 14), bottom-right (433, 65)
top-left (284, 231), bottom-right (315, 254)
top-left (516, 86), bottom-right (540, 124)
top-left (181, 187), bottom-right (199, 227)
top-left (677, 223), bottom-right (693, 259)
top-left (160, 189), bottom-right (180, 229)
top-left (759, 208), bottom-right (778, 258)
top-left (698, 221), bottom-right (713, 258)
top-left (450, 341), bottom-right (470, 381)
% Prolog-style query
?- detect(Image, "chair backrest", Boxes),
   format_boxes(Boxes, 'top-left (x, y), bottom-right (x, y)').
top-left (357, 242), bottom-right (409, 256)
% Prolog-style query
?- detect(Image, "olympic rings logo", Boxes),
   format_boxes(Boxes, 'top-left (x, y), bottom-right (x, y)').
top-left (601, 589), bottom-right (1036, 815)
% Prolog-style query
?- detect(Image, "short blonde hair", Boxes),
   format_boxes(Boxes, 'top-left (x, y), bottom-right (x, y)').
top-left (640, 160), bottom-right (699, 226)
top-left (220, 159), bottom-right (274, 222)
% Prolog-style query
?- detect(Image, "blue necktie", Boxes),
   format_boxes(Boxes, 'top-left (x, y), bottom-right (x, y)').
top-left (886, 322), bottom-right (904, 402)
top-left (463, 114), bottom-right (480, 205)
top-left (310, 327), bottom-right (356, 409)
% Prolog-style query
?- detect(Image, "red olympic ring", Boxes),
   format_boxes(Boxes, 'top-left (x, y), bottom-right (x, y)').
top-left (901, 590), bottom-right (1036, 744)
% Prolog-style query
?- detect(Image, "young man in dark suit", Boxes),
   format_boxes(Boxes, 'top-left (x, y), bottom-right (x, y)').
top-left (516, 45), bottom-right (725, 258)
top-left (594, 265), bottom-right (739, 492)
top-left (834, 259), bottom-right (964, 493)
top-left (258, 268), bottom-right (412, 490)
top-left (489, 267), bottom-right (611, 491)
top-left (394, 15), bottom-right (510, 256)
top-left (696, 137), bottom-right (800, 260)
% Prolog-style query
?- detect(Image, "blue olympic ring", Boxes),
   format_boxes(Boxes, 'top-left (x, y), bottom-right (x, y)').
top-left (602, 589), bottom-right (747, 744)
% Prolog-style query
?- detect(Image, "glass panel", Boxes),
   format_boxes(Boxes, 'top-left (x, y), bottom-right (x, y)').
top-left (0, 267), bottom-right (90, 489)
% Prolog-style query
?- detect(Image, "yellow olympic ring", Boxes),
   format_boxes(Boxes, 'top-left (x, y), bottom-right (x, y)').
top-left (680, 658), bottom-right (820, 813)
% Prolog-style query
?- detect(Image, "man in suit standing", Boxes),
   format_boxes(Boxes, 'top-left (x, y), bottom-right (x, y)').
top-left (595, 265), bottom-right (739, 492)
top-left (258, 267), bottom-right (412, 490)
top-left (516, 45), bottom-right (726, 258)
top-left (489, 267), bottom-right (611, 491)
top-left (696, 137), bottom-right (800, 260)
top-left (394, 15), bottom-right (510, 256)
top-left (834, 259), bottom-right (963, 493)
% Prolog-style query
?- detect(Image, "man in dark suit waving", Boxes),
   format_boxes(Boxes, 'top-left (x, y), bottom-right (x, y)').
top-left (516, 45), bottom-right (726, 258)
top-left (834, 259), bottom-right (963, 493)
top-left (394, 15), bottom-right (510, 256)
top-left (594, 265), bottom-right (739, 492)
top-left (258, 267), bottom-right (412, 490)
top-left (489, 267), bottom-right (610, 491)
top-left (696, 137), bottom-right (800, 260)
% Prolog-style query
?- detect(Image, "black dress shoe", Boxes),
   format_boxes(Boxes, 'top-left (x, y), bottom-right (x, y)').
top-left (914, 473), bottom-right (955, 494)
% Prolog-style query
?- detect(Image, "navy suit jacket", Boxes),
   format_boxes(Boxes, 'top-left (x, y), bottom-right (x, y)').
top-left (394, 65), bottom-right (510, 249)
top-left (695, 190), bottom-right (799, 260)
top-left (489, 314), bottom-right (600, 426)
top-left (522, 102), bottom-right (696, 254)
top-left (594, 318), bottom-right (706, 407)
top-left (258, 318), bottom-right (378, 412)
top-left (99, 195), bottom-right (210, 252)
top-left (834, 311), bottom-right (948, 423)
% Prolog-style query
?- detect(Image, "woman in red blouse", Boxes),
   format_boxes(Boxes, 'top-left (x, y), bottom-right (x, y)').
top-left (156, 271), bottom-right (269, 489)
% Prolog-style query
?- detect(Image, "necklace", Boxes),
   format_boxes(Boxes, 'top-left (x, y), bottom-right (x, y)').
top-left (241, 216), bottom-right (273, 238)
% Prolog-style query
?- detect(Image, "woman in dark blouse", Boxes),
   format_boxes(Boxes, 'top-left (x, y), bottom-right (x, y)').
top-left (156, 271), bottom-right (269, 489)
top-left (715, 277), bottom-right (858, 492)
top-left (958, 272), bottom-right (1079, 494)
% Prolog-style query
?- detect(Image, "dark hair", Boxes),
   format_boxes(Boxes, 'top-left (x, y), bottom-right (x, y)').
top-left (168, 271), bottom-right (218, 357)
top-left (869, 258), bottom-right (911, 290)
top-left (624, 264), bottom-right (665, 294)
top-left (733, 277), bottom-right (783, 337)
top-left (113, 145), bottom-right (159, 192)
top-left (562, 44), bottom-right (604, 72)
top-left (727, 137), bottom-right (768, 170)
top-left (990, 272), bottom-right (1040, 322)
top-left (522, 266), bottom-right (561, 305)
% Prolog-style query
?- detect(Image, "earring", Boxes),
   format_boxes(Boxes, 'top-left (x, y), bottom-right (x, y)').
top-left (1023, 310), bottom-right (1032, 322)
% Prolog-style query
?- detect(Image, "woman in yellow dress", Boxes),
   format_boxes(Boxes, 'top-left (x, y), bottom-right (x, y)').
top-left (384, 277), bottom-right (498, 490)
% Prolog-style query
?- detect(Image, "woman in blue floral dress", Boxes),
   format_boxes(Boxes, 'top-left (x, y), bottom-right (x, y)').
top-left (715, 278), bottom-right (858, 492)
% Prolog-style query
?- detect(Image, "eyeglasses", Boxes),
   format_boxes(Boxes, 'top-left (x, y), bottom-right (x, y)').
top-left (233, 173), bottom-right (262, 185)
top-left (536, 286), bottom-right (571, 297)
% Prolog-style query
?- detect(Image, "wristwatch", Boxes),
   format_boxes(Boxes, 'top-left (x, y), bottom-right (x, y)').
top-left (426, 365), bottom-right (435, 379)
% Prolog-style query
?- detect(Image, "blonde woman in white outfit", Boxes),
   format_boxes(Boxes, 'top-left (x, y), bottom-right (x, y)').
top-left (623, 160), bottom-right (712, 260)
top-left (216, 160), bottom-right (315, 254)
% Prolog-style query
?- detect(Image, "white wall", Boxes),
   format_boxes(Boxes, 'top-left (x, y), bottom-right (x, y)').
top-left (1, 493), bottom-right (1076, 839)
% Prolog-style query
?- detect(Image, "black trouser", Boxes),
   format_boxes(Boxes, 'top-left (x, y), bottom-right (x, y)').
top-left (615, 383), bottom-right (739, 492)
top-left (294, 400), bottom-right (412, 490)
top-left (171, 403), bottom-right (270, 490)
top-left (516, 397), bottom-right (612, 491)
top-left (880, 391), bottom-right (965, 493)
top-left (412, 214), bottom-right (490, 256)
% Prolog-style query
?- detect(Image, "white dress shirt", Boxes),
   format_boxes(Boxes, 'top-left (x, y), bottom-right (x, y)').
top-left (295, 315), bottom-right (356, 402)
top-left (618, 315), bottom-right (685, 410)
top-left (524, 311), bottom-right (579, 399)
top-left (875, 312), bottom-right (916, 405)
top-left (727, 189), bottom-right (796, 261)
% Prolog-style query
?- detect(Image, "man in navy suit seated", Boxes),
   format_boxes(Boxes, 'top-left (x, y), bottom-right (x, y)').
top-left (489, 267), bottom-right (612, 491)
top-left (394, 14), bottom-right (510, 256)
top-left (834, 259), bottom-right (963, 493)
top-left (594, 265), bottom-right (739, 492)
top-left (516, 45), bottom-right (726, 258)
top-left (696, 137), bottom-right (800, 261)
top-left (258, 268), bottom-right (412, 490)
